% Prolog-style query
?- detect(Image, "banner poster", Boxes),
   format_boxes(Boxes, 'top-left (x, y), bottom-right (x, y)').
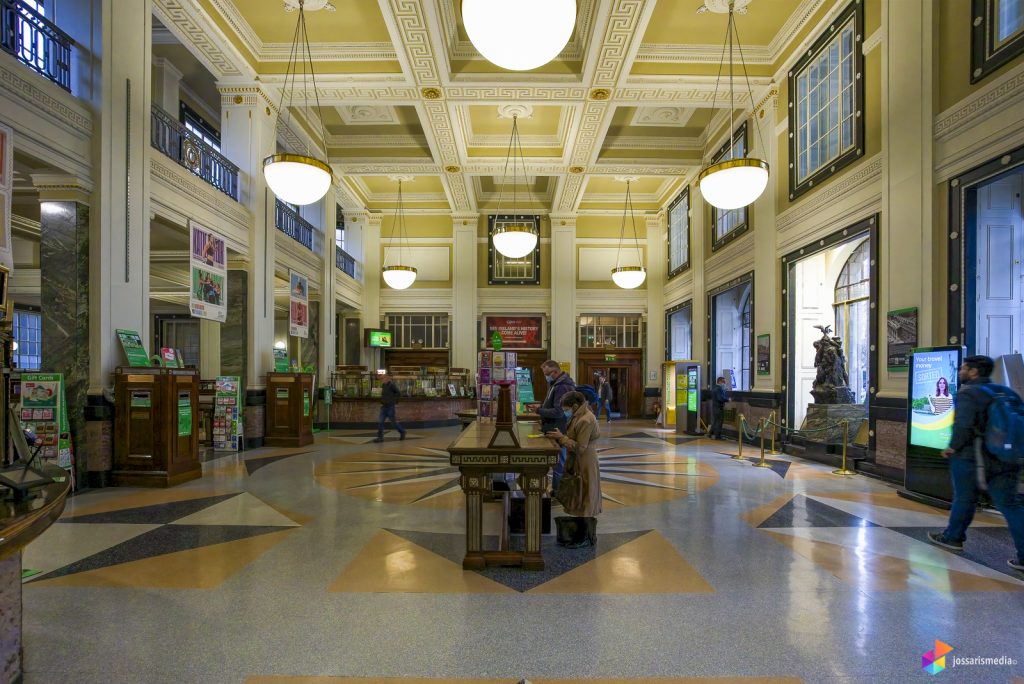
top-left (190, 221), bottom-right (227, 322)
top-left (289, 270), bottom-right (309, 338)
top-left (887, 307), bottom-right (918, 371)
top-left (484, 316), bottom-right (543, 349)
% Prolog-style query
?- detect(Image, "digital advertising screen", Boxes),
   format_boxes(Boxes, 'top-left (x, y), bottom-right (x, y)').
top-left (687, 368), bottom-right (698, 412)
top-left (908, 346), bottom-right (962, 451)
top-left (367, 330), bottom-right (392, 348)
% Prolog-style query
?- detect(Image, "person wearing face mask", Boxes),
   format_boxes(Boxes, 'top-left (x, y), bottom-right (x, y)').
top-left (536, 359), bottom-right (576, 491)
top-left (545, 391), bottom-right (601, 548)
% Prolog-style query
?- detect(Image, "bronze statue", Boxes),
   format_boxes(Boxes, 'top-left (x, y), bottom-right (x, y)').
top-left (811, 324), bottom-right (855, 404)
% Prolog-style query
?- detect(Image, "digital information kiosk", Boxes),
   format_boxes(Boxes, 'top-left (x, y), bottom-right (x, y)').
top-left (674, 361), bottom-right (702, 435)
top-left (900, 345), bottom-right (964, 506)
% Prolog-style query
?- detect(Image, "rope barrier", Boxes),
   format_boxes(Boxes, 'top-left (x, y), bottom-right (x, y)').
top-left (734, 413), bottom-right (856, 477)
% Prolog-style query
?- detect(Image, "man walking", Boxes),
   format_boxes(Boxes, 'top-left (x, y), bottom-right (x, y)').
top-left (927, 355), bottom-right (1024, 572)
top-left (373, 373), bottom-right (407, 443)
top-left (596, 375), bottom-right (614, 423)
top-left (708, 376), bottom-right (729, 440)
top-left (537, 360), bottom-right (575, 491)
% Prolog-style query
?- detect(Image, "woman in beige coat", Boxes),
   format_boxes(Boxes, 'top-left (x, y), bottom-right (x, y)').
top-left (544, 391), bottom-right (602, 547)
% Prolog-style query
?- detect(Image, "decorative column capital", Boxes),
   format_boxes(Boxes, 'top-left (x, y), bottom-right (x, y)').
top-left (218, 82), bottom-right (278, 114)
top-left (31, 173), bottom-right (92, 204)
top-left (548, 213), bottom-right (578, 230)
top-left (451, 212), bottom-right (479, 227)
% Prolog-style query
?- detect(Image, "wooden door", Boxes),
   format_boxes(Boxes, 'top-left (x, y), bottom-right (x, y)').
top-left (577, 351), bottom-right (643, 418)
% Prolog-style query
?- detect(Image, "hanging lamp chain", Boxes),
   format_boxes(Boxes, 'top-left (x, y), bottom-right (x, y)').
top-left (272, 0), bottom-right (330, 160)
top-left (732, 12), bottom-right (768, 159)
top-left (727, 3), bottom-right (735, 161)
top-left (702, 4), bottom-right (733, 167)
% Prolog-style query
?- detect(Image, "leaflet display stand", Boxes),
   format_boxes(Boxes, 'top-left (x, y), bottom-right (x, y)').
top-left (113, 367), bottom-right (201, 487)
top-left (265, 372), bottom-right (314, 447)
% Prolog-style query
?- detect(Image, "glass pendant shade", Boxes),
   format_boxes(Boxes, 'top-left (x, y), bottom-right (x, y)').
top-left (462, 0), bottom-right (575, 71)
top-left (263, 154), bottom-right (332, 206)
top-left (492, 223), bottom-right (538, 259)
top-left (698, 158), bottom-right (769, 211)
top-left (611, 266), bottom-right (646, 289)
top-left (382, 265), bottom-right (417, 290)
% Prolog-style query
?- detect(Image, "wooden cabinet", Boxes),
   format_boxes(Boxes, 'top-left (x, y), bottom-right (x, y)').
top-left (113, 367), bottom-right (200, 487)
top-left (265, 372), bottom-right (314, 447)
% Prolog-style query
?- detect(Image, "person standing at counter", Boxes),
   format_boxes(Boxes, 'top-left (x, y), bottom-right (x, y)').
top-left (545, 391), bottom-right (602, 548)
top-left (536, 360), bottom-right (575, 491)
top-left (373, 373), bottom-right (407, 443)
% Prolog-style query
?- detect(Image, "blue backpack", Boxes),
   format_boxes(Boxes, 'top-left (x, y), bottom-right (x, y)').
top-left (576, 384), bottom-right (599, 404)
top-left (976, 384), bottom-right (1024, 465)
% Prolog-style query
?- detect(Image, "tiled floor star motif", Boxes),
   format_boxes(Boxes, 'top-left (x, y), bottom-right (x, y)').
top-left (314, 444), bottom-right (719, 509)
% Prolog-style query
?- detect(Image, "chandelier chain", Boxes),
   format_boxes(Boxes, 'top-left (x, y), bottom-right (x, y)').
top-left (733, 17), bottom-right (768, 159)
top-left (615, 181), bottom-right (643, 270)
top-left (703, 6), bottom-right (732, 165)
top-left (272, 1), bottom-right (329, 159)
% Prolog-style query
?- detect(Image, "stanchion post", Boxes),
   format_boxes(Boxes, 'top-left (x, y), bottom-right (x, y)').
top-left (769, 411), bottom-right (781, 454)
top-left (734, 414), bottom-right (745, 460)
top-left (832, 419), bottom-right (856, 476)
top-left (753, 417), bottom-right (772, 468)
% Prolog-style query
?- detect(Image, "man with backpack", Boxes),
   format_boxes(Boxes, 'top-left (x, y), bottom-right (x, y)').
top-left (927, 355), bottom-right (1024, 573)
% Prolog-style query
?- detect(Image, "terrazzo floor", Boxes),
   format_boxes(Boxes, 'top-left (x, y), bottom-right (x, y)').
top-left (19, 421), bottom-right (1024, 683)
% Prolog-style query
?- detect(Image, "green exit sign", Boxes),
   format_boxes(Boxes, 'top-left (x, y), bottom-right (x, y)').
top-left (604, 354), bottom-right (616, 362)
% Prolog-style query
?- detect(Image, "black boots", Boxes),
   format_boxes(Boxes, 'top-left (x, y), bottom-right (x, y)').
top-left (555, 516), bottom-right (597, 548)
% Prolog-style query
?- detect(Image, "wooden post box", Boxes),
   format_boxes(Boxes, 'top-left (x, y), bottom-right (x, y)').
top-left (113, 367), bottom-right (201, 487)
top-left (265, 372), bottom-right (314, 447)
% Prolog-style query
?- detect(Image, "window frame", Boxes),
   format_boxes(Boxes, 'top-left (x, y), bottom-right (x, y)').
top-left (971, 0), bottom-right (1024, 83)
top-left (487, 214), bottom-right (541, 285)
top-left (179, 101), bottom-right (221, 150)
top-left (667, 186), bottom-right (690, 278)
top-left (707, 273), bottom-right (755, 393)
top-left (578, 314), bottom-right (644, 350)
top-left (665, 300), bottom-right (693, 361)
top-left (709, 123), bottom-right (751, 252)
top-left (12, 307), bottom-right (42, 371)
top-left (787, 0), bottom-right (865, 201)
top-left (384, 313), bottom-right (451, 349)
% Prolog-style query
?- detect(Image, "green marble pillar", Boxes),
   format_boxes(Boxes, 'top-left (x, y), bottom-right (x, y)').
top-left (40, 200), bottom-right (89, 485)
top-left (221, 270), bottom-right (248, 385)
top-left (301, 303), bottom-right (319, 371)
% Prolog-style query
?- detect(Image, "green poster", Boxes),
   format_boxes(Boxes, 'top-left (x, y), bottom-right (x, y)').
top-left (303, 390), bottom-right (310, 417)
top-left (273, 348), bottom-right (289, 372)
top-left (178, 395), bottom-right (193, 436)
top-left (117, 329), bottom-right (151, 367)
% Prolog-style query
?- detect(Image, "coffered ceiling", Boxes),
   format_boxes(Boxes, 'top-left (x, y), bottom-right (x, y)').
top-left (154, 0), bottom-right (831, 213)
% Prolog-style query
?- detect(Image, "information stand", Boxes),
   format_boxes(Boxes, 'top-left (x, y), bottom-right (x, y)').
top-left (18, 373), bottom-right (74, 476)
top-left (265, 372), bottom-right (314, 446)
top-left (477, 350), bottom-right (518, 419)
top-left (213, 376), bottom-right (242, 451)
top-left (674, 361), bottom-right (702, 435)
top-left (113, 367), bottom-right (201, 487)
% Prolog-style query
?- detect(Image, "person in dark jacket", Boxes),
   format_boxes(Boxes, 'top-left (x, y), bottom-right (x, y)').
top-left (927, 355), bottom-right (1024, 572)
top-left (373, 373), bottom-right (407, 443)
top-left (708, 376), bottom-right (729, 439)
top-left (537, 360), bottom-right (575, 491)
top-left (595, 375), bottom-right (614, 424)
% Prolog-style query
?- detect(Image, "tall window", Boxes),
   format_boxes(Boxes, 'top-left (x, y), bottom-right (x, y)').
top-left (336, 207), bottom-right (345, 250)
top-left (578, 314), bottom-right (643, 349)
top-left (666, 302), bottom-right (692, 360)
top-left (788, 1), bottom-right (864, 199)
top-left (833, 240), bottom-right (871, 404)
top-left (17, 0), bottom-right (48, 72)
top-left (711, 124), bottom-right (749, 249)
top-left (180, 102), bottom-right (220, 151)
top-left (12, 309), bottom-right (42, 370)
top-left (667, 187), bottom-right (689, 277)
top-left (711, 278), bottom-right (753, 391)
top-left (972, 0), bottom-right (1024, 83)
top-left (385, 313), bottom-right (450, 349)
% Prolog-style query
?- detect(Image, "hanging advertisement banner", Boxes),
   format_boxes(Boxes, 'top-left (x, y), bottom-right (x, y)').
top-left (189, 221), bottom-right (227, 322)
top-left (483, 316), bottom-right (543, 349)
top-left (289, 270), bottom-right (309, 338)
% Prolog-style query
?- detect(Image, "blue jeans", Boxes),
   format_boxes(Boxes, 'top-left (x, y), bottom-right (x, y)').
top-left (551, 446), bottom-right (567, 492)
top-left (595, 400), bottom-right (612, 421)
top-left (377, 405), bottom-right (405, 439)
top-left (943, 456), bottom-right (1024, 561)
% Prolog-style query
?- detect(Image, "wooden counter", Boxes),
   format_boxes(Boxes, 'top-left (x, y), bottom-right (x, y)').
top-left (447, 420), bottom-right (559, 570)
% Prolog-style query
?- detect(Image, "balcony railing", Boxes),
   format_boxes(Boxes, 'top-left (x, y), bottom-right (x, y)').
top-left (151, 104), bottom-right (238, 200)
top-left (336, 245), bottom-right (358, 278)
top-left (1, 0), bottom-right (73, 92)
top-left (275, 199), bottom-right (316, 252)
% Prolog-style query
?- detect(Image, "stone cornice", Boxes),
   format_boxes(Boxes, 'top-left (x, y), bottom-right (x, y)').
top-left (0, 53), bottom-right (91, 137)
top-left (934, 63), bottom-right (1024, 141)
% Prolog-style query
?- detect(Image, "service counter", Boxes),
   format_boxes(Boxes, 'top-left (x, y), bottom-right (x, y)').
top-left (326, 396), bottom-right (477, 429)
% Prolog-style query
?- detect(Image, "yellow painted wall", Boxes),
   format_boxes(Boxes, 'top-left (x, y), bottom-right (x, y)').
top-left (378, 213), bottom-right (453, 239)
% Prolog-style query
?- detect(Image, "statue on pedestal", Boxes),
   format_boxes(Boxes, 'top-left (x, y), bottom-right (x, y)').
top-left (811, 324), bottom-right (855, 405)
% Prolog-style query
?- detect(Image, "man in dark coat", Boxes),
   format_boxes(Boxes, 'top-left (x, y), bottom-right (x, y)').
top-left (373, 373), bottom-right (407, 442)
top-left (928, 355), bottom-right (1024, 572)
top-left (537, 360), bottom-right (575, 491)
top-left (708, 376), bottom-right (729, 440)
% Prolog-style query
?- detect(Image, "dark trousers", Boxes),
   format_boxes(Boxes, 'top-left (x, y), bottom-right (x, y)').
top-left (595, 399), bottom-right (612, 421)
top-left (710, 404), bottom-right (725, 438)
top-left (377, 405), bottom-right (405, 439)
top-left (943, 456), bottom-right (1024, 561)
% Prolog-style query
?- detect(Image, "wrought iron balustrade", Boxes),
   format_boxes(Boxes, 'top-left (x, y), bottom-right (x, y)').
top-left (151, 104), bottom-right (239, 200)
top-left (0, 0), bottom-right (73, 92)
top-left (275, 199), bottom-right (316, 252)
top-left (336, 245), bottom-right (358, 278)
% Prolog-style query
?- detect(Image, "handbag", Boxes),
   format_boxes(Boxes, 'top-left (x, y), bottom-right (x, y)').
top-left (554, 452), bottom-right (582, 508)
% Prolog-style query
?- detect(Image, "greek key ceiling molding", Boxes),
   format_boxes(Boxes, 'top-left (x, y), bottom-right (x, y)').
top-left (387, 0), bottom-right (441, 87)
top-left (603, 136), bottom-right (703, 151)
top-left (153, 0), bottom-right (247, 77)
top-left (636, 43), bottom-right (773, 65)
top-left (328, 134), bottom-right (428, 149)
top-left (590, 0), bottom-right (655, 88)
top-left (775, 155), bottom-right (883, 235)
top-left (151, 155), bottom-right (252, 234)
top-left (934, 65), bottom-right (1024, 141)
top-left (0, 55), bottom-right (91, 136)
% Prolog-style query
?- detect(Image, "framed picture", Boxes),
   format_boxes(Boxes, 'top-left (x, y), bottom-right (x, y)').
top-left (886, 307), bottom-right (918, 371)
top-left (971, 0), bottom-right (1024, 83)
top-left (756, 333), bottom-right (770, 376)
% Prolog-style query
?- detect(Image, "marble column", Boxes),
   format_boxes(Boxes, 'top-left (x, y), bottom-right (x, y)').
top-left (549, 214), bottom-right (578, 375)
top-left (221, 269), bottom-right (249, 382)
top-left (34, 176), bottom-right (91, 486)
top-left (645, 211), bottom-right (666, 388)
top-left (451, 212), bottom-right (479, 370)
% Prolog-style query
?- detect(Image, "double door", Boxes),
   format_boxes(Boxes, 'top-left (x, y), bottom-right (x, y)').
top-left (578, 350), bottom-right (642, 418)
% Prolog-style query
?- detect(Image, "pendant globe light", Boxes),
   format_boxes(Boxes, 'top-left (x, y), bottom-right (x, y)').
top-left (382, 177), bottom-right (417, 290)
top-left (611, 179), bottom-right (647, 290)
top-left (491, 114), bottom-right (538, 259)
top-left (462, 0), bottom-right (576, 71)
top-left (697, 0), bottom-right (769, 211)
top-left (263, 0), bottom-right (333, 206)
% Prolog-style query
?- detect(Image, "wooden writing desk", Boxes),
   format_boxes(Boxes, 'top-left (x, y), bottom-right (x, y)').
top-left (447, 419), bottom-right (558, 570)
